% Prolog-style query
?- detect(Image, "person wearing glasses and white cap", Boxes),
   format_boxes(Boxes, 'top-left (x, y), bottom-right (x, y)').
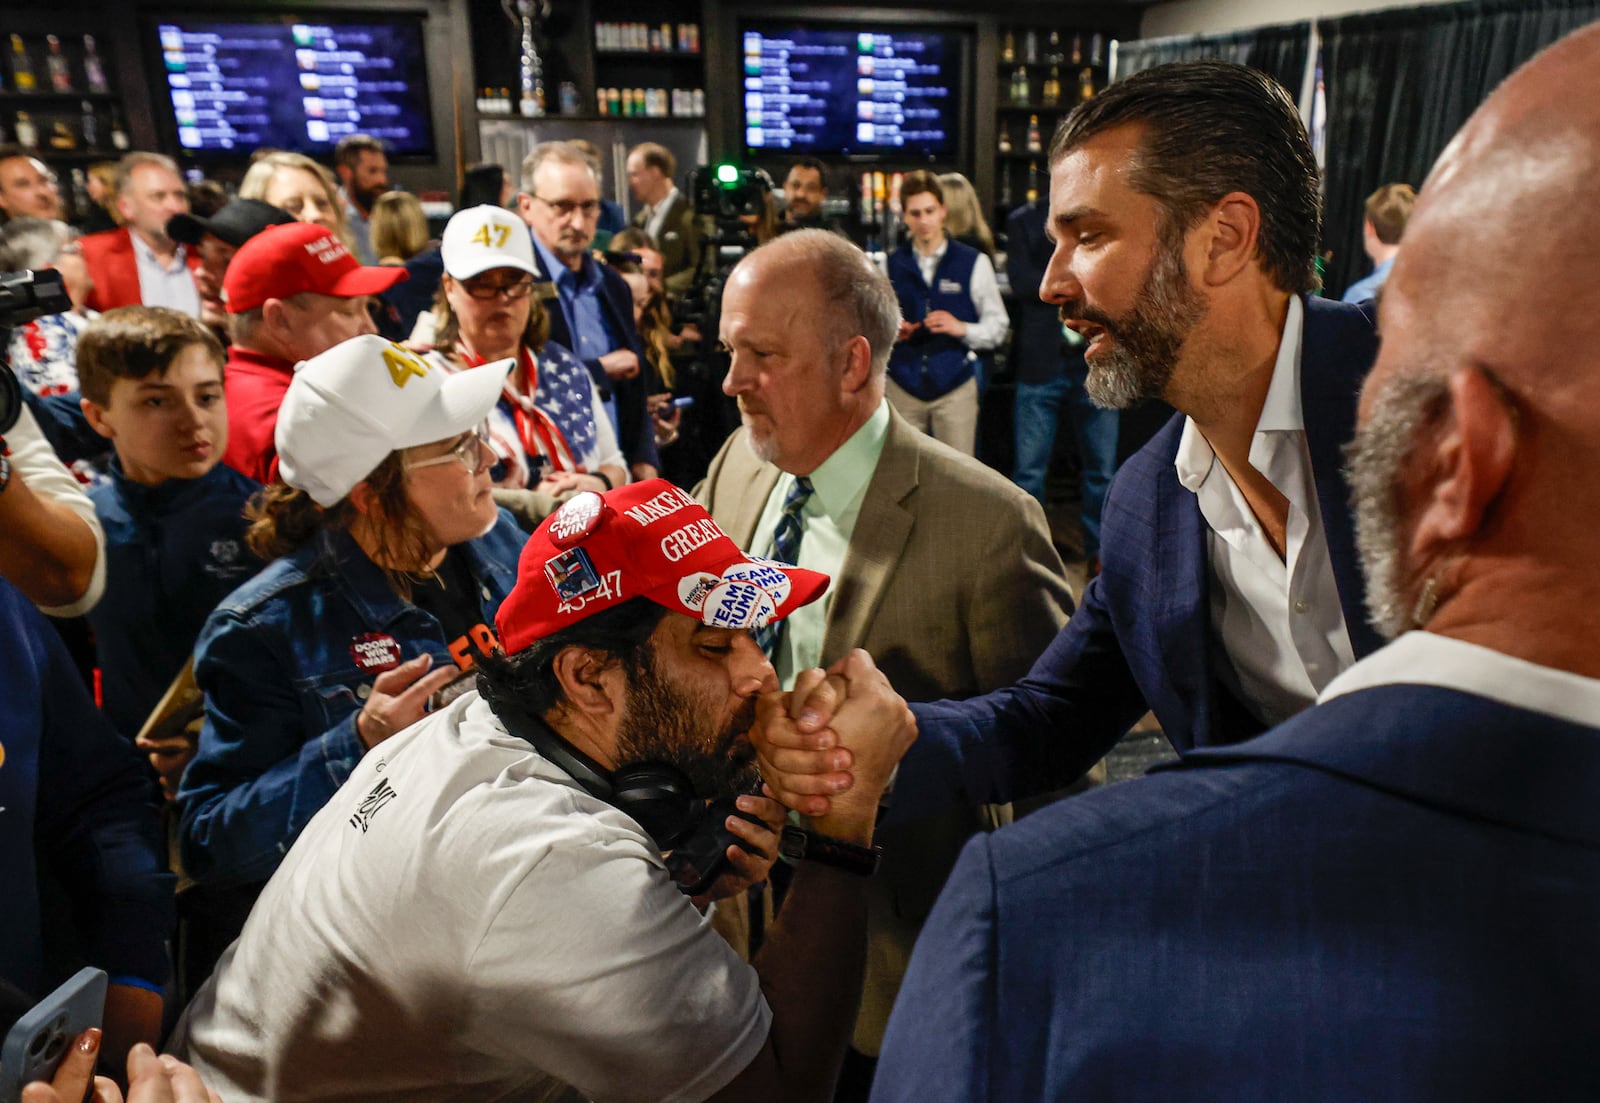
top-left (427, 204), bottom-right (626, 496)
top-left (175, 334), bottom-right (527, 989)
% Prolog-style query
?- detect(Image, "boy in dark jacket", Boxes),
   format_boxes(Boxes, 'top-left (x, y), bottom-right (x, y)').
top-left (78, 306), bottom-right (262, 793)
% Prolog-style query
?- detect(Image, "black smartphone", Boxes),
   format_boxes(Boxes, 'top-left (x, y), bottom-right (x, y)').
top-left (0, 968), bottom-right (107, 1103)
top-left (667, 795), bottom-right (768, 897)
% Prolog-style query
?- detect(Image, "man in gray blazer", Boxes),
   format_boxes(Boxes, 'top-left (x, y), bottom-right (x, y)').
top-left (696, 229), bottom-right (1076, 1092)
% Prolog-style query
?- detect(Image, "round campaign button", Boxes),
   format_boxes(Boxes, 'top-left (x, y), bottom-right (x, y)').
top-left (702, 579), bottom-right (778, 630)
top-left (548, 491), bottom-right (609, 549)
top-left (350, 632), bottom-right (402, 673)
top-left (677, 571), bottom-right (720, 611)
top-left (721, 559), bottom-right (792, 606)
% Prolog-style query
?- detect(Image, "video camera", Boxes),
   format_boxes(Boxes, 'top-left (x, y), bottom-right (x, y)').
top-left (677, 163), bottom-right (774, 336)
top-left (0, 269), bottom-right (70, 435)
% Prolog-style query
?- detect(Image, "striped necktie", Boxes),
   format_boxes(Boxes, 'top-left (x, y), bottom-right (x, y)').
top-left (752, 476), bottom-right (814, 657)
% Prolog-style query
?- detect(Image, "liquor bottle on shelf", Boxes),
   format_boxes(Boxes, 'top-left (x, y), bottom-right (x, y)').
top-left (999, 168), bottom-right (1013, 209)
top-left (1047, 30), bottom-right (1064, 65)
top-left (1078, 68), bottom-right (1096, 103)
top-left (109, 105), bottom-right (129, 150)
top-left (80, 100), bottom-right (97, 147)
top-left (48, 119), bottom-right (76, 151)
top-left (1023, 30), bottom-right (1038, 64)
top-left (10, 35), bottom-right (37, 93)
top-left (1026, 115), bottom-right (1042, 153)
top-left (1025, 160), bottom-right (1040, 204)
top-left (1070, 34), bottom-right (1084, 66)
top-left (997, 125), bottom-right (1012, 154)
top-left (46, 35), bottom-right (72, 92)
top-left (559, 81), bottom-right (578, 115)
top-left (607, 87), bottom-right (621, 115)
top-left (14, 111), bottom-right (38, 149)
top-left (1043, 66), bottom-right (1061, 106)
top-left (83, 35), bottom-right (109, 93)
top-left (1010, 67), bottom-right (1029, 106)
top-left (1001, 32), bottom-right (1015, 65)
top-left (1090, 34), bottom-right (1106, 66)
top-left (691, 88), bottom-right (705, 116)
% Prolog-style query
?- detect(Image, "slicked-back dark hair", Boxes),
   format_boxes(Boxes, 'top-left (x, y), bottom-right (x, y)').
top-left (1049, 61), bottom-right (1321, 295)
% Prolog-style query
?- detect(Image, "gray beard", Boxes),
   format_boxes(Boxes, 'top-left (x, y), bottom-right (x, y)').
top-left (1346, 371), bottom-right (1451, 640)
top-left (1081, 243), bottom-right (1207, 410)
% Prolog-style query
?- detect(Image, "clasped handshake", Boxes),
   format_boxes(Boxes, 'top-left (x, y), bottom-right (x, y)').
top-left (753, 649), bottom-right (917, 839)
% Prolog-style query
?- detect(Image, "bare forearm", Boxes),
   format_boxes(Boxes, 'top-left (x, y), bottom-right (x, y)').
top-left (714, 859), bottom-right (873, 1103)
top-left (0, 478), bottom-right (97, 608)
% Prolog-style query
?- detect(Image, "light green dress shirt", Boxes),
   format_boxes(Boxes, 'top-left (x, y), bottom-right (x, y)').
top-left (752, 400), bottom-right (892, 688)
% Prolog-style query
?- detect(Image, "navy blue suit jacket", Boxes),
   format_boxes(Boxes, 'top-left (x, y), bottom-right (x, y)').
top-left (874, 683), bottom-right (1600, 1100)
top-left (902, 296), bottom-right (1381, 809)
top-left (527, 236), bottom-right (659, 471)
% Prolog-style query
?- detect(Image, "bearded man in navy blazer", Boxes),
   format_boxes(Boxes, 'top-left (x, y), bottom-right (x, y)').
top-left (872, 27), bottom-right (1600, 1100)
top-left (763, 65), bottom-right (1380, 835)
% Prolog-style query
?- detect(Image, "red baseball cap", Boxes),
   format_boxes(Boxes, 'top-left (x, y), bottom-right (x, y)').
top-left (222, 221), bottom-right (407, 314)
top-left (496, 480), bottom-right (830, 655)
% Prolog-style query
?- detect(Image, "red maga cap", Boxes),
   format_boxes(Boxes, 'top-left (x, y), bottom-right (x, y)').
top-left (495, 480), bottom-right (830, 655)
top-left (222, 221), bottom-right (407, 314)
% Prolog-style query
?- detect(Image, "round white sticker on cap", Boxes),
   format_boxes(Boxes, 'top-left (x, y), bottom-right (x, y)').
top-left (677, 571), bottom-right (719, 611)
top-left (720, 559), bottom-right (792, 606)
top-left (702, 579), bottom-right (778, 630)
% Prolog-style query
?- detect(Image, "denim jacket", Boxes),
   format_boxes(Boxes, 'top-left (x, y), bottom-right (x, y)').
top-left (177, 512), bottom-right (525, 888)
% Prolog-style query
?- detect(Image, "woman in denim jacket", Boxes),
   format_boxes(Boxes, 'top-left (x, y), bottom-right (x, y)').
top-left (176, 336), bottom-right (526, 982)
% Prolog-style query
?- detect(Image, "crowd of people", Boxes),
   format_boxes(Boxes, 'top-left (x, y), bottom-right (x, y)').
top-left (2, 21), bottom-right (1597, 1100)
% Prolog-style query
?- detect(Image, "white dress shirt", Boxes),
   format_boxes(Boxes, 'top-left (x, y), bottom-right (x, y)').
top-left (913, 238), bottom-right (1009, 351)
top-left (643, 185), bottom-right (681, 244)
top-left (1175, 295), bottom-right (1355, 727)
top-left (132, 233), bottom-right (201, 318)
top-left (1320, 631), bottom-right (1600, 729)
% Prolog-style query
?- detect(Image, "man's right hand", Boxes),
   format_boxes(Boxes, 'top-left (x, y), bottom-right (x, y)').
top-left (896, 320), bottom-right (921, 342)
top-left (598, 349), bottom-right (641, 380)
top-left (754, 649), bottom-right (914, 834)
top-left (355, 653), bottom-right (461, 749)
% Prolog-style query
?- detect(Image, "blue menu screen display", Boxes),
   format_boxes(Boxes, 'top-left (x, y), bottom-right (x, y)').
top-left (742, 25), bottom-right (960, 158)
top-left (154, 17), bottom-right (435, 157)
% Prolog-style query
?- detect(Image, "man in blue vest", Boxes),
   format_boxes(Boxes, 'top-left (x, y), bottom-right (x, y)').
top-left (884, 171), bottom-right (1008, 455)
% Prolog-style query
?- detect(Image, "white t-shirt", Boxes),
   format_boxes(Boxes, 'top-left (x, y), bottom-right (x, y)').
top-left (172, 694), bottom-right (771, 1103)
top-left (7, 404), bottom-right (107, 616)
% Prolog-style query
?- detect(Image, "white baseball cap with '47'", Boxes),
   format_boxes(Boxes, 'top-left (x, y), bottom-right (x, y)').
top-left (275, 334), bottom-right (512, 507)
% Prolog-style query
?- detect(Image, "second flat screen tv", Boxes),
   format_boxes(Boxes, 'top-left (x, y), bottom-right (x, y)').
top-left (741, 24), bottom-right (964, 159)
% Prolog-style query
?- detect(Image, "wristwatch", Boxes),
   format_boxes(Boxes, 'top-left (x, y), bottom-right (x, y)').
top-left (779, 825), bottom-right (881, 876)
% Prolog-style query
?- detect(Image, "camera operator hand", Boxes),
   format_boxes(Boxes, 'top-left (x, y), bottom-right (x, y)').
top-left (0, 407), bottom-right (104, 614)
top-left (597, 348), bottom-right (641, 381)
top-left (688, 790), bottom-right (786, 909)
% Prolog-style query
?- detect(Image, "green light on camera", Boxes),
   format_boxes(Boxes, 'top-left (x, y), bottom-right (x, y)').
top-left (715, 163), bottom-right (740, 187)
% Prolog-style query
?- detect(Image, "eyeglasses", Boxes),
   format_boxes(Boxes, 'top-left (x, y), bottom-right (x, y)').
top-left (460, 275), bottom-right (535, 301)
top-left (532, 195), bottom-right (601, 220)
top-left (404, 423), bottom-right (492, 474)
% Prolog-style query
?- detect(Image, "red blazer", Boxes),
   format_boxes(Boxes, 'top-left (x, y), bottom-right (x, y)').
top-left (80, 227), bottom-right (201, 313)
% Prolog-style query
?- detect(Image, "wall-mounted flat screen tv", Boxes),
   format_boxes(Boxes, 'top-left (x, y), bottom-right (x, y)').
top-left (147, 12), bottom-right (435, 159)
top-left (740, 23), bottom-right (966, 160)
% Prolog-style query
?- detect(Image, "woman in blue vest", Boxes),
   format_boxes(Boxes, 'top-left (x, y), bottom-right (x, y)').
top-left (886, 171), bottom-right (1010, 455)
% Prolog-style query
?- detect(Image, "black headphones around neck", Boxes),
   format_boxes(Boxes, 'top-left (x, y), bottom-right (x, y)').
top-left (490, 697), bottom-right (709, 851)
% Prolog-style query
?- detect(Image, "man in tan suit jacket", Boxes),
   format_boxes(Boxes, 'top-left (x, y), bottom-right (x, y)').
top-left (696, 229), bottom-right (1075, 1093)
